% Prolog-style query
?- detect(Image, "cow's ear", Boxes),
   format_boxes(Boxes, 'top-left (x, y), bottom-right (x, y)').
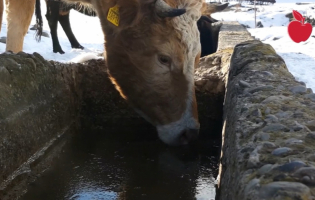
top-left (201, 2), bottom-right (229, 16)
top-left (106, 0), bottom-right (141, 31)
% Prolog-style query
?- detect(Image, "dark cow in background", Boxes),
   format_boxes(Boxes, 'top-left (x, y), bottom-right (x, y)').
top-left (35, 0), bottom-right (97, 54)
top-left (197, 3), bottom-right (229, 57)
top-left (198, 15), bottom-right (217, 57)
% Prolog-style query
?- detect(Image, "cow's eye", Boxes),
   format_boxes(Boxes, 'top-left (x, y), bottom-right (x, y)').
top-left (158, 55), bottom-right (172, 67)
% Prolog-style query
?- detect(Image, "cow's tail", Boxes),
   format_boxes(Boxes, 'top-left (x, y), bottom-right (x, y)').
top-left (73, 3), bottom-right (97, 17)
top-left (35, 0), bottom-right (43, 42)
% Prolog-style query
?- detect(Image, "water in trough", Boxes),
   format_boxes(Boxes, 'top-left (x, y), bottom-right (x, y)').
top-left (17, 88), bottom-right (223, 200)
top-left (18, 118), bottom-right (221, 200)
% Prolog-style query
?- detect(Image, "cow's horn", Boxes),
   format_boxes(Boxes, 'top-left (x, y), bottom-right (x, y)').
top-left (155, 0), bottom-right (186, 18)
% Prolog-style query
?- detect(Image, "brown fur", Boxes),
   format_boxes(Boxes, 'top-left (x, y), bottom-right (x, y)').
top-left (80, 0), bottom-right (191, 125)
top-left (3, 0), bottom-right (35, 52)
top-left (64, 0), bottom-right (219, 145)
top-left (99, 0), bottom-right (219, 126)
top-left (0, 0), bottom-right (3, 34)
top-left (192, 52), bottom-right (201, 121)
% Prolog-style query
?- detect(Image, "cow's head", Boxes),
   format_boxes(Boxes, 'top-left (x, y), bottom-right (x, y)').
top-left (93, 0), bottom-right (213, 146)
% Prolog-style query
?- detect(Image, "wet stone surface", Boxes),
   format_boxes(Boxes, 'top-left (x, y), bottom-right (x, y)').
top-left (259, 181), bottom-right (311, 199)
top-left (18, 122), bottom-right (221, 200)
top-left (271, 147), bottom-right (293, 157)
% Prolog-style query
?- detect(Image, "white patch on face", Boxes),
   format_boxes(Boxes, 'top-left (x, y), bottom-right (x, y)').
top-left (156, 0), bottom-right (202, 145)
top-left (157, 103), bottom-right (200, 145)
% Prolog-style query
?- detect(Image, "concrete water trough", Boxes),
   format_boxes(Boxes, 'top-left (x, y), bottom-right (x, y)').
top-left (1, 21), bottom-right (315, 200)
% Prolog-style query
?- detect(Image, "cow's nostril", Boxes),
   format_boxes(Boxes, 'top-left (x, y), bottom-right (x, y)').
top-left (179, 128), bottom-right (199, 145)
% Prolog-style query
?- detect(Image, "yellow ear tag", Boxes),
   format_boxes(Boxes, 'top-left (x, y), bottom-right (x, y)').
top-left (107, 5), bottom-right (120, 26)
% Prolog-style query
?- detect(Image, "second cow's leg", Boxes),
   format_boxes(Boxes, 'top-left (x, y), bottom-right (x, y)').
top-left (5, 0), bottom-right (35, 52)
top-left (45, 0), bottom-right (64, 54)
top-left (58, 11), bottom-right (84, 50)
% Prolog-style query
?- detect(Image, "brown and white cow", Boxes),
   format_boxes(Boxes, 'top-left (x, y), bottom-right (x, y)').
top-left (0, 0), bottom-right (215, 146)
top-left (0, 0), bottom-right (36, 51)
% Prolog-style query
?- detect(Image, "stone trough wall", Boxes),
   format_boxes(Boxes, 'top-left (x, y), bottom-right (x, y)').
top-left (0, 53), bottom-right (142, 199)
top-left (193, 21), bottom-right (315, 199)
top-left (0, 52), bottom-right (79, 194)
top-left (214, 24), bottom-right (315, 199)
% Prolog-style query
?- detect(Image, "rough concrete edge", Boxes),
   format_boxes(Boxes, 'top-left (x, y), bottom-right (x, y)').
top-left (214, 19), bottom-right (255, 189)
top-left (0, 123), bottom-right (75, 199)
top-left (0, 51), bottom-right (86, 198)
top-left (216, 23), bottom-right (315, 200)
top-left (195, 21), bottom-right (256, 199)
top-left (217, 21), bottom-right (253, 52)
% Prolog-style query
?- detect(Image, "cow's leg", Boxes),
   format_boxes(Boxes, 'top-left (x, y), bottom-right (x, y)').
top-left (46, 0), bottom-right (64, 54)
top-left (58, 11), bottom-right (84, 50)
top-left (0, 0), bottom-right (3, 34)
top-left (5, 0), bottom-right (35, 52)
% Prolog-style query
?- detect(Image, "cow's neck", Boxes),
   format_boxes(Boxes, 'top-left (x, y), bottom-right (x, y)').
top-left (91, 2), bottom-right (109, 30)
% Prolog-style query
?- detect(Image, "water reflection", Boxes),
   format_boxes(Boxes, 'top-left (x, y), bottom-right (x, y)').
top-left (195, 166), bottom-right (217, 200)
top-left (69, 190), bottom-right (117, 200)
top-left (20, 123), bottom-right (220, 200)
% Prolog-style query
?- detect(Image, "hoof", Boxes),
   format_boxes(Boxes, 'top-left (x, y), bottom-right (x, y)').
top-left (72, 44), bottom-right (84, 50)
top-left (53, 49), bottom-right (65, 54)
top-left (30, 24), bottom-right (37, 31)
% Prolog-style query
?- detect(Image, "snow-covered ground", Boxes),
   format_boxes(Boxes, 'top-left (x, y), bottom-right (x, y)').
top-left (212, 0), bottom-right (315, 91)
top-left (0, 0), bottom-right (104, 63)
top-left (0, 0), bottom-right (314, 91)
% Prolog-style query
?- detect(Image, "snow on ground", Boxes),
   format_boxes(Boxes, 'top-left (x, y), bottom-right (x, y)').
top-left (0, 0), bottom-right (314, 91)
top-left (0, 0), bottom-right (104, 63)
top-left (213, 0), bottom-right (315, 91)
